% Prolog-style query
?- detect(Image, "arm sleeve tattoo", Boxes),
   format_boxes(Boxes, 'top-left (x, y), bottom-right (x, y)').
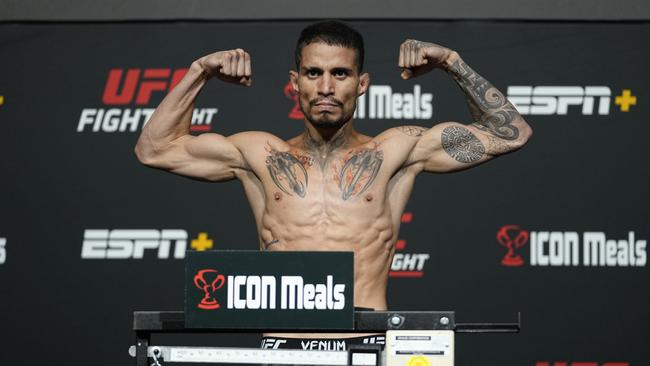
top-left (447, 58), bottom-right (520, 141)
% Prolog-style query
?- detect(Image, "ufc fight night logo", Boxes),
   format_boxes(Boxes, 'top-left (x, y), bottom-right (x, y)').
top-left (77, 68), bottom-right (218, 133)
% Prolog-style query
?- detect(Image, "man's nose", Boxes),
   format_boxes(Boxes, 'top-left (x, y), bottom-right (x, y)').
top-left (317, 74), bottom-right (334, 95)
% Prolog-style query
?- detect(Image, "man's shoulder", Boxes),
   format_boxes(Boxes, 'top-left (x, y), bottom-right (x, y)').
top-left (229, 131), bottom-right (288, 147)
top-left (371, 125), bottom-right (429, 145)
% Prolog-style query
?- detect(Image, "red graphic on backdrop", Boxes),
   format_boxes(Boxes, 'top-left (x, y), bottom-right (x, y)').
top-left (284, 80), bottom-right (304, 120)
top-left (497, 225), bottom-right (529, 267)
top-left (193, 269), bottom-right (226, 310)
top-left (102, 68), bottom-right (188, 105)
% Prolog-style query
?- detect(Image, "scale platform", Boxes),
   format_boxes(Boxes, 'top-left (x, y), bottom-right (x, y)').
top-left (130, 310), bottom-right (520, 366)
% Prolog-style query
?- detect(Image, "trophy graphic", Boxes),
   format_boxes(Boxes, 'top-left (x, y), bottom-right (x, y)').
top-left (193, 269), bottom-right (226, 310)
top-left (496, 225), bottom-right (528, 267)
top-left (284, 80), bottom-right (305, 120)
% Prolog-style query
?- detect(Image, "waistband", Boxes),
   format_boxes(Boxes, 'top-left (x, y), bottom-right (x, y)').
top-left (260, 335), bottom-right (385, 350)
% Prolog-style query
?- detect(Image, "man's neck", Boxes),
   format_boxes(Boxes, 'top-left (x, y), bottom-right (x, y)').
top-left (302, 120), bottom-right (355, 165)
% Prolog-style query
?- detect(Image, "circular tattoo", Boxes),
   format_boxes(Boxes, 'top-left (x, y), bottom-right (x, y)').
top-left (441, 126), bottom-right (485, 163)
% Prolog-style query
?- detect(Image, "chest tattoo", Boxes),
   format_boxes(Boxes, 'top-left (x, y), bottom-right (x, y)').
top-left (265, 149), bottom-right (309, 197)
top-left (334, 148), bottom-right (384, 200)
top-left (265, 143), bottom-right (384, 201)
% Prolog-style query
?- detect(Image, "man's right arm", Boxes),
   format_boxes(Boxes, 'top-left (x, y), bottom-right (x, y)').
top-left (134, 49), bottom-right (253, 182)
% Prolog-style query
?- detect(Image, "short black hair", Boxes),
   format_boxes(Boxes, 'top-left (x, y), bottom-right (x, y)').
top-left (295, 20), bottom-right (365, 72)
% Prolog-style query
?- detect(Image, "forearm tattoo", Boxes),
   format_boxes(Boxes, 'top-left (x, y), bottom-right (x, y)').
top-left (265, 149), bottom-right (309, 197)
top-left (448, 59), bottom-right (520, 141)
top-left (397, 125), bottom-right (428, 137)
top-left (441, 126), bottom-right (485, 163)
top-left (336, 148), bottom-right (383, 200)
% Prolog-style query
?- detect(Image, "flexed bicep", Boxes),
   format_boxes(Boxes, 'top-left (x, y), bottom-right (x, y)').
top-left (408, 122), bottom-right (518, 173)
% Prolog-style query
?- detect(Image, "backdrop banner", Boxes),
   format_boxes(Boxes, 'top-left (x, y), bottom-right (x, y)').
top-left (0, 21), bottom-right (647, 366)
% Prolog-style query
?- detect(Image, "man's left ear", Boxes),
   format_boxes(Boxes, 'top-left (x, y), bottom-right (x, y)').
top-left (358, 73), bottom-right (370, 96)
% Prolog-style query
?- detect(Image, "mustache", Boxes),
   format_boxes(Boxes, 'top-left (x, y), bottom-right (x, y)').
top-left (310, 97), bottom-right (343, 107)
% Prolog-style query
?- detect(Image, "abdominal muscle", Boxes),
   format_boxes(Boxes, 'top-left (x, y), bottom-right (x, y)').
top-left (260, 206), bottom-right (395, 339)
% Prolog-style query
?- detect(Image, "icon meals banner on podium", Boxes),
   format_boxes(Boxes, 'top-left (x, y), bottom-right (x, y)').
top-left (185, 251), bottom-right (355, 329)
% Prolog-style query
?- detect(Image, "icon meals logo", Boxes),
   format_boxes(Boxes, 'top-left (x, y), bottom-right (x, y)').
top-left (194, 269), bottom-right (226, 309)
top-left (77, 68), bottom-right (218, 133)
top-left (497, 225), bottom-right (528, 267)
top-left (195, 270), bottom-right (347, 311)
top-left (496, 226), bottom-right (647, 267)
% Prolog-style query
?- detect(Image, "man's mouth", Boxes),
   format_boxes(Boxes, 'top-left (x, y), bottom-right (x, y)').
top-left (312, 99), bottom-right (342, 107)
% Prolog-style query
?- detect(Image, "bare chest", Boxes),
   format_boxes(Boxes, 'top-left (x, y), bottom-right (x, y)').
top-left (263, 145), bottom-right (388, 203)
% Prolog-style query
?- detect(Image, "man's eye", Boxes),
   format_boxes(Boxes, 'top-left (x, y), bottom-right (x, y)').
top-left (334, 71), bottom-right (347, 77)
top-left (307, 70), bottom-right (319, 77)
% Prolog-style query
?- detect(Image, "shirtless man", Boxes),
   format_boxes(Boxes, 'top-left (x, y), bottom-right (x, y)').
top-left (134, 20), bottom-right (532, 349)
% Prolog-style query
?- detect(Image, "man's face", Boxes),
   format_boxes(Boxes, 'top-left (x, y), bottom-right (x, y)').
top-left (290, 42), bottom-right (369, 129)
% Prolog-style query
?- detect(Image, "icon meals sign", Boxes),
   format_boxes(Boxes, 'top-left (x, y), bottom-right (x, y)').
top-left (185, 251), bottom-right (354, 330)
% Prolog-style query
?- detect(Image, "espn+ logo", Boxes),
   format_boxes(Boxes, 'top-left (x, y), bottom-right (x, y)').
top-left (497, 225), bottom-right (647, 267)
top-left (77, 68), bottom-right (217, 133)
top-left (81, 229), bottom-right (187, 259)
top-left (507, 86), bottom-right (636, 115)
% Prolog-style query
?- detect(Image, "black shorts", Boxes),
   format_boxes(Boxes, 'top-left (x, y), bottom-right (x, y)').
top-left (260, 335), bottom-right (385, 351)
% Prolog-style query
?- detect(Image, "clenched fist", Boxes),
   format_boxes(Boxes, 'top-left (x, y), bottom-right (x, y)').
top-left (197, 49), bottom-right (252, 86)
top-left (398, 39), bottom-right (457, 80)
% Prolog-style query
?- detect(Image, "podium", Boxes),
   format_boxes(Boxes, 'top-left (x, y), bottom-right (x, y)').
top-left (129, 250), bottom-right (520, 365)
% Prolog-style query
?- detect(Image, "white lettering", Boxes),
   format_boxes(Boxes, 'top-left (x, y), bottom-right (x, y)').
top-left (233, 275), bottom-right (247, 309)
top-left (77, 108), bottom-right (215, 132)
top-left (281, 276), bottom-right (303, 309)
top-left (530, 231), bottom-right (579, 266)
top-left (508, 86), bottom-right (612, 115)
top-left (303, 283), bottom-right (315, 310)
top-left (333, 284), bottom-right (345, 309)
top-left (261, 276), bottom-right (276, 309)
top-left (0, 238), bottom-right (6, 264)
top-left (584, 232), bottom-right (606, 266)
top-left (358, 85), bottom-right (433, 120)
top-left (192, 108), bottom-right (219, 124)
top-left (391, 253), bottom-right (430, 271)
top-left (81, 229), bottom-right (187, 259)
top-left (314, 284), bottom-right (327, 309)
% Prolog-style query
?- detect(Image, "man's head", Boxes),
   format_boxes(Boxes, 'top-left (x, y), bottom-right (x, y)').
top-left (290, 20), bottom-right (370, 130)
top-left (295, 20), bottom-right (365, 73)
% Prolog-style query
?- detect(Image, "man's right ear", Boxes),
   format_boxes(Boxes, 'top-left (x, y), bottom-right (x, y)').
top-left (289, 71), bottom-right (299, 92)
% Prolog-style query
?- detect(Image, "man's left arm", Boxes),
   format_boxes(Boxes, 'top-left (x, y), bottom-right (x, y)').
top-left (398, 40), bottom-right (533, 172)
